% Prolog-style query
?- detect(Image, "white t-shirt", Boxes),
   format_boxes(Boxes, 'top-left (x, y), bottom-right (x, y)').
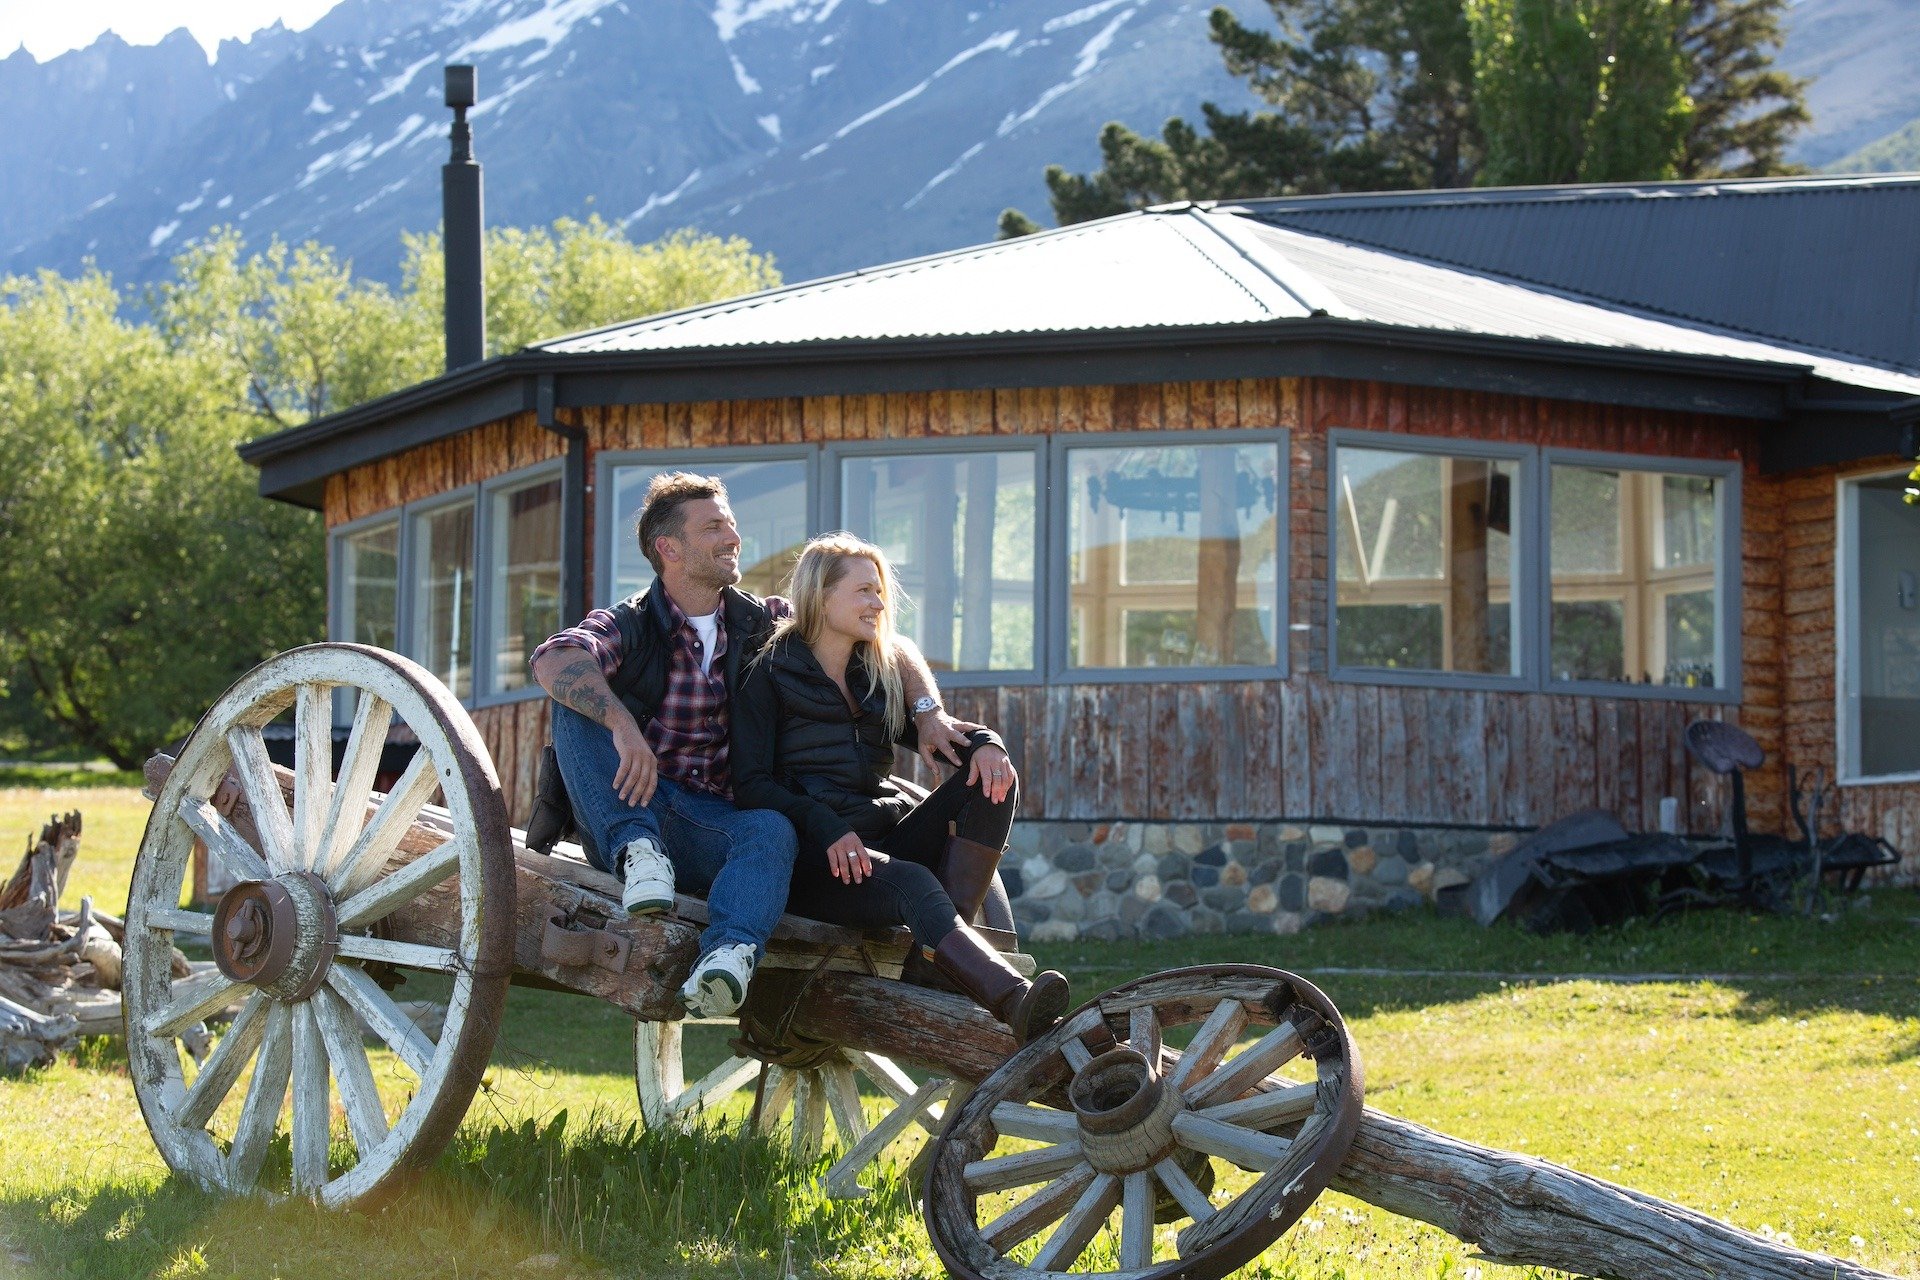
top-left (687, 611), bottom-right (720, 675)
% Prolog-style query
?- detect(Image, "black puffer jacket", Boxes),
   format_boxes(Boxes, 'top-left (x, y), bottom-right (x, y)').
top-left (732, 634), bottom-right (1001, 854)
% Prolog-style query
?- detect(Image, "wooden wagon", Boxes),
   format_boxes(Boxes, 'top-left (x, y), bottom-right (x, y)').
top-left (123, 645), bottom-right (1897, 1280)
top-left (124, 645), bottom-right (1369, 1280)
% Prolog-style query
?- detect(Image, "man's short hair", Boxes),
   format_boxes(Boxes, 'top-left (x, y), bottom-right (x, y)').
top-left (636, 473), bottom-right (729, 574)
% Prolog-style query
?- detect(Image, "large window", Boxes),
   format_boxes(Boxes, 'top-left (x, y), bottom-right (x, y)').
top-left (1334, 445), bottom-right (1520, 676)
top-left (1328, 435), bottom-right (1737, 700)
top-left (339, 519), bottom-right (399, 650)
top-left (1548, 461), bottom-right (1725, 691)
top-left (1061, 438), bottom-right (1282, 672)
top-left (837, 448), bottom-right (1037, 672)
top-left (602, 454), bottom-right (810, 605)
top-left (329, 463), bottom-right (561, 709)
top-left (1839, 471), bottom-right (1920, 781)
top-left (487, 475), bottom-right (563, 695)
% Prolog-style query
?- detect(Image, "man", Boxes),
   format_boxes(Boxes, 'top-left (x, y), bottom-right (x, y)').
top-left (530, 472), bottom-right (973, 1018)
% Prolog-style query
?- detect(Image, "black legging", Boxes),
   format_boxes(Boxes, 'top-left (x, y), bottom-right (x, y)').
top-left (783, 767), bottom-right (1017, 948)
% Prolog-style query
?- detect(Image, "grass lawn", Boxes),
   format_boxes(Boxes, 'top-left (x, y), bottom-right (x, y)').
top-left (1, 785), bottom-right (1916, 1279)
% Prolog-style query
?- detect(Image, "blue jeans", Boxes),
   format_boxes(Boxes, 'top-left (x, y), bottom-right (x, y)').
top-left (549, 703), bottom-right (796, 958)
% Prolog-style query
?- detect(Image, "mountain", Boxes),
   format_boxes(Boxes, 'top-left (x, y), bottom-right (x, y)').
top-left (2, 0), bottom-right (1248, 289)
top-left (0, 0), bottom-right (1910, 295)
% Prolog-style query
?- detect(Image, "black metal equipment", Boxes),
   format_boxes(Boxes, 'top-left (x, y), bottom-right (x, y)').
top-left (442, 64), bottom-right (485, 372)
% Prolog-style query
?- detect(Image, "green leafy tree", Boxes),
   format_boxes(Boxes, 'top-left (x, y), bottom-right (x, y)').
top-left (0, 269), bottom-right (324, 766)
top-left (0, 218), bottom-right (780, 762)
top-left (1468, 0), bottom-right (1694, 185)
top-left (403, 218), bottom-right (781, 356)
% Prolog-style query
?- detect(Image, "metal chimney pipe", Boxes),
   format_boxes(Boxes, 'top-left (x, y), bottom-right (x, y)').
top-left (442, 64), bottom-right (485, 371)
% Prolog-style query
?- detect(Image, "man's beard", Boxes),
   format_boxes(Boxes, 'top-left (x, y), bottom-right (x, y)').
top-left (688, 552), bottom-right (742, 589)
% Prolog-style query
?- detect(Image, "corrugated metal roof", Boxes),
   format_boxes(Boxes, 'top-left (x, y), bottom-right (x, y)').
top-left (542, 213), bottom-right (1310, 354)
top-left (1235, 176), bottom-right (1920, 373)
top-left (540, 204), bottom-right (1920, 397)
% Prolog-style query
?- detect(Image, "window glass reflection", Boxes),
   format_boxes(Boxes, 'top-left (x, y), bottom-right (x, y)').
top-left (606, 460), bottom-right (809, 604)
top-left (840, 451), bottom-right (1036, 671)
top-left (411, 500), bottom-right (475, 700)
top-left (1334, 447), bottom-right (1518, 674)
top-left (341, 520), bottom-right (398, 651)
top-left (1066, 443), bottom-right (1280, 668)
top-left (1549, 465), bottom-right (1719, 688)
top-left (488, 477), bottom-right (562, 694)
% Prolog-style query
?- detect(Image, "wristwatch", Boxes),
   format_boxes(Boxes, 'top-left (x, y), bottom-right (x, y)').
top-left (911, 696), bottom-right (941, 716)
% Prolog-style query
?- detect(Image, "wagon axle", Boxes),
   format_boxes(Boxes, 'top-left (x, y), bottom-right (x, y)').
top-left (210, 873), bottom-right (338, 1001)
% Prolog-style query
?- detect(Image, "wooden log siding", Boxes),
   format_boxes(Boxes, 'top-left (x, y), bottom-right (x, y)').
top-left (319, 376), bottom-right (1916, 844)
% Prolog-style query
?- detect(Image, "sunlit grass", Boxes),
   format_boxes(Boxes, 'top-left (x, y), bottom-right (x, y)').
top-left (2, 781), bottom-right (1915, 1278)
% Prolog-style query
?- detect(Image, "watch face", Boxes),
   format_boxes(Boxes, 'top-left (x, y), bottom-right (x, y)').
top-left (912, 697), bottom-right (939, 715)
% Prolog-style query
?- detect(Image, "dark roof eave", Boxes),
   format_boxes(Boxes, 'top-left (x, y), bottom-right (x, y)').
top-left (243, 317), bottom-right (1903, 507)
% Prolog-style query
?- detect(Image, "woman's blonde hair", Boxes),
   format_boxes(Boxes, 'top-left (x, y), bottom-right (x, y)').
top-left (769, 533), bottom-right (909, 739)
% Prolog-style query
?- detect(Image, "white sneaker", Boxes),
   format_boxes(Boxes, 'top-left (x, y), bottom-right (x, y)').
top-left (680, 942), bottom-right (756, 1018)
top-left (621, 838), bottom-right (674, 916)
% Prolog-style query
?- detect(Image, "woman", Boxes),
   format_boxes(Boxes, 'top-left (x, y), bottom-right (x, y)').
top-left (732, 533), bottom-right (1069, 1044)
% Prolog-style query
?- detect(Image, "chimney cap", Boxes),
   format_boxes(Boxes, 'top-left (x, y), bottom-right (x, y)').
top-left (445, 64), bottom-right (477, 110)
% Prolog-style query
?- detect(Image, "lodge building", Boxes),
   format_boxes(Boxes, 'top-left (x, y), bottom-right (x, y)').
top-left (241, 177), bottom-right (1920, 936)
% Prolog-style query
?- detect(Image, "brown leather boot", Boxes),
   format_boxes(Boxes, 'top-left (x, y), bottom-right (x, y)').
top-left (931, 925), bottom-right (1071, 1044)
top-left (937, 835), bottom-right (1004, 925)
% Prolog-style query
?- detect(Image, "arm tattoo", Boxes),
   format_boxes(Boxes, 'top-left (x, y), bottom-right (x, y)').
top-left (551, 658), bottom-right (614, 726)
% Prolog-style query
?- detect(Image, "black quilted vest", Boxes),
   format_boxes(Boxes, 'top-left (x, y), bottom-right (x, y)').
top-left (604, 584), bottom-right (775, 727)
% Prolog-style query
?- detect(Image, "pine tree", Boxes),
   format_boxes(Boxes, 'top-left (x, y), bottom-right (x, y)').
top-left (1675, 0), bottom-right (1809, 177)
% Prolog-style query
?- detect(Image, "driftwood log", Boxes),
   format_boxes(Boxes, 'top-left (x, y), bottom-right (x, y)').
top-left (138, 755), bottom-right (1896, 1280)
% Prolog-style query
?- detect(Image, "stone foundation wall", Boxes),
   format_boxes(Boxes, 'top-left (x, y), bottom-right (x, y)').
top-left (1001, 820), bottom-right (1523, 942)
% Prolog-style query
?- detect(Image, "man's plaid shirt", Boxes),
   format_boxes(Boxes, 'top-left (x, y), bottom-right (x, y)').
top-left (531, 592), bottom-right (791, 799)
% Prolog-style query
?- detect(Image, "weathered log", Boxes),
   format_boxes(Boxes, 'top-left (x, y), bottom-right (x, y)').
top-left (0, 812), bottom-right (81, 939)
top-left (796, 977), bottom-right (1894, 1280)
top-left (0, 992), bottom-right (76, 1073)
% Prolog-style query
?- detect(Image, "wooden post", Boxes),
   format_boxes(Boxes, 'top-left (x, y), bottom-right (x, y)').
top-left (1448, 457), bottom-right (1490, 673)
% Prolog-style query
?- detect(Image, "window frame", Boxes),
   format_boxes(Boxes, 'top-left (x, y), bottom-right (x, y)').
top-left (328, 508), bottom-right (403, 659)
top-left (472, 460), bottom-right (566, 708)
top-left (1326, 429), bottom-right (1538, 693)
top-left (593, 445), bottom-right (818, 611)
top-left (398, 484), bottom-right (482, 706)
top-left (1541, 447), bottom-right (1741, 705)
top-left (823, 434), bottom-right (1048, 687)
top-left (1835, 465), bottom-right (1920, 785)
top-left (1048, 427), bottom-right (1291, 685)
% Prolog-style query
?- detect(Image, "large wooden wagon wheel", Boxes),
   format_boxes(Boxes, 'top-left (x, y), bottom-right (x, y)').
top-left (123, 644), bottom-right (514, 1207)
top-left (635, 1018), bottom-right (953, 1198)
top-left (925, 965), bottom-right (1364, 1279)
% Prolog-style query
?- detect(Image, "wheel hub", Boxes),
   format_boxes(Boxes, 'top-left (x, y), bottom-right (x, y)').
top-left (211, 872), bottom-right (338, 1000)
top-left (1069, 1047), bottom-right (1184, 1174)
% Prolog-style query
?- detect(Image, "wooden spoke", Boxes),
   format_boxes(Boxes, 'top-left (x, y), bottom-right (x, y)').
top-left (334, 934), bottom-right (460, 973)
top-left (821, 1056), bottom-right (871, 1146)
top-left (990, 1102), bottom-right (1079, 1142)
top-left (1183, 1019), bottom-right (1306, 1109)
top-left (173, 992), bottom-right (270, 1132)
top-left (179, 798), bottom-right (268, 884)
top-left (634, 1021), bottom-right (685, 1130)
top-left (1061, 1036), bottom-right (1094, 1072)
top-left (980, 1164), bottom-right (1099, 1253)
top-left (291, 682), bottom-right (334, 871)
top-left (330, 748), bottom-right (440, 900)
top-left (1170, 1112), bottom-right (1291, 1173)
top-left (1129, 1003), bottom-right (1163, 1073)
top-left (145, 969), bottom-right (242, 1041)
top-left (1151, 1155), bottom-right (1216, 1224)
top-left (328, 965), bottom-right (434, 1078)
top-left (1030, 1170), bottom-right (1121, 1272)
top-left (146, 907), bottom-right (216, 935)
top-left (756, 1065), bottom-right (798, 1135)
top-left (792, 1070), bottom-right (827, 1164)
top-left (1121, 1169), bottom-right (1155, 1270)
top-left (676, 1055), bottom-right (762, 1123)
top-left (1166, 999), bottom-right (1248, 1092)
top-left (227, 725), bottom-right (298, 874)
top-left (823, 1076), bottom-right (951, 1200)
top-left (844, 1049), bottom-right (946, 1134)
top-left (311, 986), bottom-right (388, 1156)
top-left (314, 691), bottom-right (394, 881)
top-left (964, 1140), bottom-right (1087, 1193)
top-left (226, 1002), bottom-right (293, 1190)
top-left (290, 1002), bottom-right (332, 1194)
top-left (1199, 1082), bottom-right (1319, 1130)
top-left (333, 836), bottom-right (464, 931)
